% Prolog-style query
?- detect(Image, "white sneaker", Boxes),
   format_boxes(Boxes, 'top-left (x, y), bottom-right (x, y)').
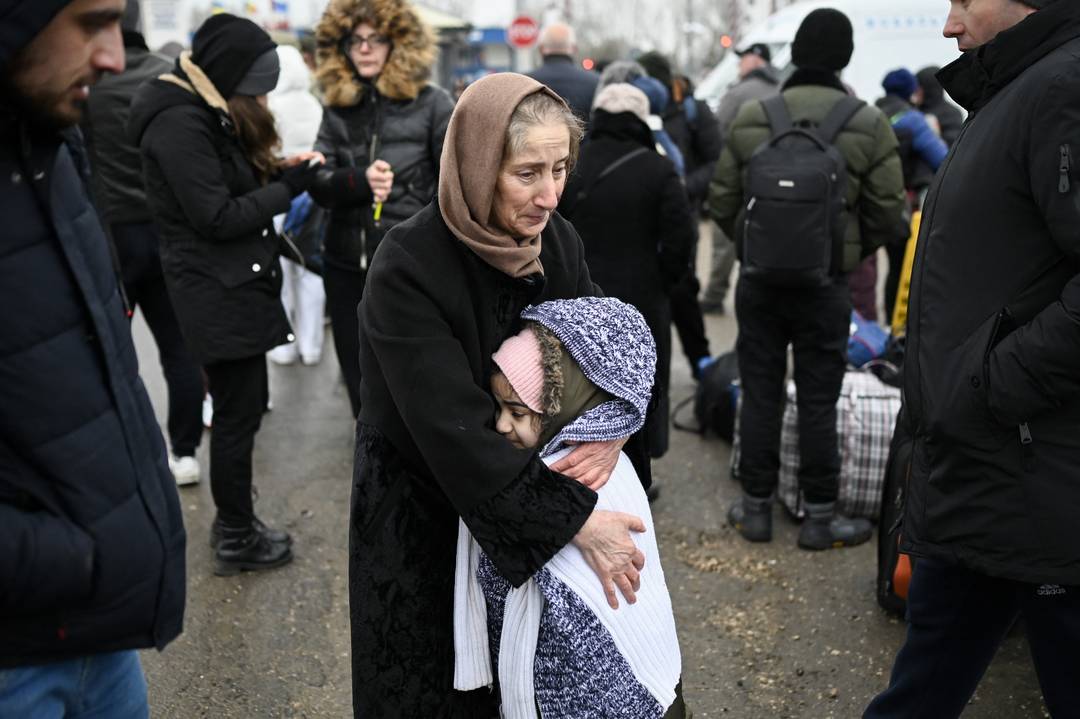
top-left (169, 455), bottom-right (201, 487)
top-left (202, 395), bottom-right (213, 429)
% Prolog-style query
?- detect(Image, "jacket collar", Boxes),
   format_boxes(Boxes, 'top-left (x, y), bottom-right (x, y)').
top-left (783, 67), bottom-right (847, 94)
top-left (743, 66), bottom-right (779, 86)
top-left (589, 109), bottom-right (655, 149)
top-left (938, 1), bottom-right (1080, 112)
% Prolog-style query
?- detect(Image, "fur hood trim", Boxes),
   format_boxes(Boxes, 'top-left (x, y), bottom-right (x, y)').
top-left (530, 322), bottom-right (565, 419)
top-left (315, 0), bottom-right (436, 106)
top-left (159, 52), bottom-right (231, 116)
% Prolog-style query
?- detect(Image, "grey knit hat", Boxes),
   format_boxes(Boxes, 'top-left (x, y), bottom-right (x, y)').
top-left (592, 83), bottom-right (650, 125)
top-left (521, 297), bottom-right (657, 455)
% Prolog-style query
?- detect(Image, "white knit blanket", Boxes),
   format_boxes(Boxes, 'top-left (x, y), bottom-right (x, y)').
top-left (454, 450), bottom-right (681, 717)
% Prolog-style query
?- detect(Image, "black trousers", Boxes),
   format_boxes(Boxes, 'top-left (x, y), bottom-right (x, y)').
top-left (884, 239), bottom-right (907, 324)
top-left (865, 559), bottom-right (1080, 718)
top-left (735, 277), bottom-right (849, 504)
top-left (113, 222), bottom-right (203, 457)
top-left (670, 232), bottom-right (711, 371)
top-left (324, 261), bottom-right (365, 418)
top-left (203, 355), bottom-right (268, 526)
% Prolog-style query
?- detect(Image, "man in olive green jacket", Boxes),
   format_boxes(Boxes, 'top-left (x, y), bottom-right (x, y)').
top-left (709, 9), bottom-right (906, 549)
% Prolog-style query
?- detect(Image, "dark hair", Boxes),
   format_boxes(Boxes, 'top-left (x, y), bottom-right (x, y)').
top-left (227, 95), bottom-right (281, 183)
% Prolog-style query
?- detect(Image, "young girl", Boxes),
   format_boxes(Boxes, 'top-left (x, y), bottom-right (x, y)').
top-left (455, 297), bottom-right (688, 718)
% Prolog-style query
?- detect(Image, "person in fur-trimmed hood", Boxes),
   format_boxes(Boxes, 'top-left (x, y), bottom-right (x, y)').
top-left (308, 0), bottom-right (454, 417)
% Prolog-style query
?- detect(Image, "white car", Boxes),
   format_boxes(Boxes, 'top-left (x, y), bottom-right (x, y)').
top-left (697, 0), bottom-right (963, 111)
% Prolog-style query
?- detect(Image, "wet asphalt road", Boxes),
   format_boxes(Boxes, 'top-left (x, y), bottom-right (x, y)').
top-left (134, 233), bottom-right (1048, 718)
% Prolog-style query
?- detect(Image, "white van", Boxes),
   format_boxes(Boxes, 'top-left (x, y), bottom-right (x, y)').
top-left (696, 0), bottom-right (962, 111)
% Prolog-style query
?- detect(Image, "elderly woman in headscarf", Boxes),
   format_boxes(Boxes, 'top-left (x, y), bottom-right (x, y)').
top-left (349, 73), bottom-right (647, 717)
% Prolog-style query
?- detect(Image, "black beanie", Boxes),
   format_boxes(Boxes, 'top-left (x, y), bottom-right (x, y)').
top-left (792, 9), bottom-right (854, 72)
top-left (0, 0), bottom-right (72, 68)
top-left (190, 14), bottom-right (277, 99)
top-left (1020, 0), bottom-right (1060, 7)
top-left (637, 51), bottom-right (673, 92)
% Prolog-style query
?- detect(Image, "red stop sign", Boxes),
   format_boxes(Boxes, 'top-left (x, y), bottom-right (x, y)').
top-left (508, 15), bottom-right (540, 49)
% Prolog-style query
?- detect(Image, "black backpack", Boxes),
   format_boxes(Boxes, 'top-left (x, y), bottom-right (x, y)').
top-left (739, 95), bottom-right (865, 287)
top-left (672, 351), bottom-right (739, 441)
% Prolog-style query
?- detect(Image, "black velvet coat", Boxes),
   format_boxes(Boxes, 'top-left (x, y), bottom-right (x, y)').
top-left (350, 203), bottom-right (600, 716)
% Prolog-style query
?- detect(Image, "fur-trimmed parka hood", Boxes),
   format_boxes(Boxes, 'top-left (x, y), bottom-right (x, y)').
top-left (315, 0), bottom-right (436, 106)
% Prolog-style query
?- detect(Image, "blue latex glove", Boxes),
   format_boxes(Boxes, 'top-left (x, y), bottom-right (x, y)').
top-left (283, 191), bottom-right (314, 236)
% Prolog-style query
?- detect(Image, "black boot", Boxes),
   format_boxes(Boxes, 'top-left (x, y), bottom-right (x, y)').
top-left (209, 514), bottom-right (292, 549)
top-left (797, 501), bottom-right (873, 550)
top-left (214, 522), bottom-right (293, 576)
top-left (727, 493), bottom-right (773, 542)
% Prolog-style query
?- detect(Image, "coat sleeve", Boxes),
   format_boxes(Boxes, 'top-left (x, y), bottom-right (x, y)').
top-left (658, 163), bottom-right (696, 287)
top-left (0, 441), bottom-right (94, 612)
top-left (708, 104), bottom-right (756, 240)
top-left (683, 99), bottom-right (722, 202)
top-left (714, 84), bottom-right (746, 142)
top-left (856, 112), bottom-right (908, 257)
top-left (361, 239), bottom-right (597, 587)
top-left (144, 107), bottom-right (291, 242)
top-left (428, 89), bottom-right (454, 177)
top-left (986, 74), bottom-right (1080, 424)
top-left (309, 112), bottom-right (374, 208)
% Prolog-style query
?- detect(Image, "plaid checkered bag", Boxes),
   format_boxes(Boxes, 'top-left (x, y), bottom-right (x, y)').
top-left (777, 371), bottom-right (901, 519)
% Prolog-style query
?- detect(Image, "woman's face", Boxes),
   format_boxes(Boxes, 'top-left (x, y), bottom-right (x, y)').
top-left (347, 22), bottom-right (391, 79)
top-left (491, 122), bottom-right (571, 241)
top-left (492, 372), bottom-right (542, 450)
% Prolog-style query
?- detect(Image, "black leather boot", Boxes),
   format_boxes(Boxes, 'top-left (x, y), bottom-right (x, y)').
top-left (727, 493), bottom-right (774, 542)
top-left (797, 501), bottom-right (873, 550)
top-left (209, 514), bottom-right (292, 549)
top-left (214, 522), bottom-right (293, 576)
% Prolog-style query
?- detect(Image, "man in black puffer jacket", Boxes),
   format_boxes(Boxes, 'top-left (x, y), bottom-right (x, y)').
top-left (0, 1), bottom-right (186, 715)
top-left (866, 1), bottom-right (1080, 716)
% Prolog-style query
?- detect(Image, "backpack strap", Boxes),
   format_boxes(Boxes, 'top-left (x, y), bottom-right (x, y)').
top-left (761, 95), bottom-right (794, 139)
top-left (572, 147), bottom-right (651, 208)
top-left (816, 96), bottom-right (867, 144)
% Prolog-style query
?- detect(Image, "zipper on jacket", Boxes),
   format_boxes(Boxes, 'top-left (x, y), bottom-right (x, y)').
top-left (1059, 144), bottom-right (1071, 194)
top-left (1019, 422), bottom-right (1035, 471)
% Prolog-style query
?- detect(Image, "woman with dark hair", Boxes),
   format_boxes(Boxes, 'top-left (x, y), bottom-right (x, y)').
top-left (309, 0), bottom-right (454, 418)
top-left (349, 73), bottom-right (647, 717)
top-left (130, 14), bottom-right (325, 575)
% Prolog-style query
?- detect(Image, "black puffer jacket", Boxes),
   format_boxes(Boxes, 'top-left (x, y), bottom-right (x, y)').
top-left (83, 32), bottom-right (172, 226)
top-left (129, 68), bottom-right (293, 363)
top-left (350, 203), bottom-right (600, 715)
top-left (901, 1), bottom-right (1080, 585)
top-left (310, 84), bottom-right (453, 270)
top-left (0, 113), bottom-right (185, 667)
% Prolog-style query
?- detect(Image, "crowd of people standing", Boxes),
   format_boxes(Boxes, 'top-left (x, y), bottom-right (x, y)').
top-left (2, 0), bottom-right (1079, 716)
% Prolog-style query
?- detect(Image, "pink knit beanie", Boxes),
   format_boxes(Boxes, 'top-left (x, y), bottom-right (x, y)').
top-left (492, 327), bottom-right (545, 413)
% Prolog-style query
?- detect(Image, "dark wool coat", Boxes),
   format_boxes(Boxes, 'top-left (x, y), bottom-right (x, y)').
top-left (901, 1), bottom-right (1080, 585)
top-left (660, 95), bottom-right (721, 208)
top-left (129, 79), bottom-right (293, 364)
top-left (350, 203), bottom-right (599, 717)
top-left (0, 116), bottom-right (186, 668)
top-left (559, 110), bottom-right (695, 453)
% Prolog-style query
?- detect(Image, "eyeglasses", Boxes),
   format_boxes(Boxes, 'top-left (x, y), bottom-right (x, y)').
top-left (345, 33), bottom-right (390, 52)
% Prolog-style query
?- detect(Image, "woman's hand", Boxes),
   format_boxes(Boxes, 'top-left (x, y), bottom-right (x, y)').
top-left (281, 151), bottom-right (326, 168)
top-left (572, 510), bottom-right (646, 610)
top-left (550, 437), bottom-right (627, 491)
top-left (366, 160), bottom-right (394, 203)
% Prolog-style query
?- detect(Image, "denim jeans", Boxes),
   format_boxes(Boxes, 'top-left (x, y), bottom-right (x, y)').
top-left (0, 650), bottom-right (148, 719)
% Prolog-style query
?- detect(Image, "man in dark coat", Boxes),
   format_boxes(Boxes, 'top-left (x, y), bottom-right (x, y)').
top-left (637, 50), bottom-right (719, 377)
top-left (83, 0), bottom-right (205, 488)
top-left (0, 1), bottom-right (186, 714)
top-left (559, 83), bottom-right (695, 467)
top-left (865, 1), bottom-right (1080, 716)
top-left (527, 22), bottom-right (599, 125)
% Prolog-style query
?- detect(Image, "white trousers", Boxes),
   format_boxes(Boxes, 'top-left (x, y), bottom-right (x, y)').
top-left (273, 257), bottom-right (325, 363)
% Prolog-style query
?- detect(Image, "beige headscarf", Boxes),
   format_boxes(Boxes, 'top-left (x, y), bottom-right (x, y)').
top-left (438, 73), bottom-right (568, 278)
